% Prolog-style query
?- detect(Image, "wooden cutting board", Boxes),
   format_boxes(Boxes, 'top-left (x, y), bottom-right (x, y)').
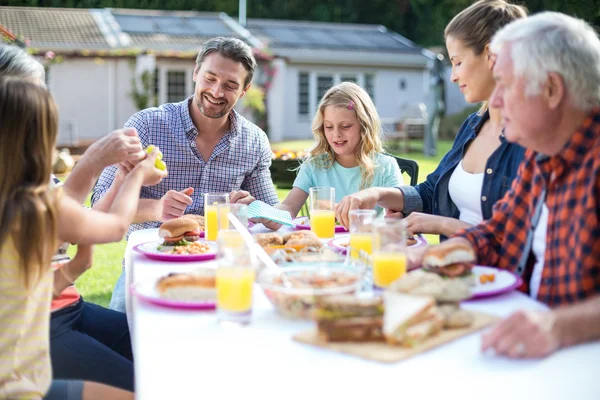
top-left (293, 310), bottom-right (499, 363)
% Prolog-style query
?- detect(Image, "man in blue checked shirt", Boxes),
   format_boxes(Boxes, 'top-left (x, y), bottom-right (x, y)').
top-left (92, 37), bottom-right (279, 312)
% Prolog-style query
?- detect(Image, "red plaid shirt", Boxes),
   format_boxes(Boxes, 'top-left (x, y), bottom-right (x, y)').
top-left (459, 108), bottom-right (600, 307)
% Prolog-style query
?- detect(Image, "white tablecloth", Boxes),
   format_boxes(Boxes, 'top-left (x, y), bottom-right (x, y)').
top-left (127, 227), bottom-right (600, 400)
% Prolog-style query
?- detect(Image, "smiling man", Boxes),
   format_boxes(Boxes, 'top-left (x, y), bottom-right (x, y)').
top-left (410, 12), bottom-right (600, 359)
top-left (92, 37), bottom-right (279, 312)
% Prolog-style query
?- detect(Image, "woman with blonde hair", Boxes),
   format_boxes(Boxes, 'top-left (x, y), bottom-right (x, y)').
top-left (263, 81), bottom-right (402, 229)
top-left (0, 77), bottom-right (166, 399)
top-left (336, 0), bottom-right (527, 237)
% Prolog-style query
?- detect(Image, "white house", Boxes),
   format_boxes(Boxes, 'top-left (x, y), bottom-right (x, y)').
top-left (0, 6), bottom-right (468, 145)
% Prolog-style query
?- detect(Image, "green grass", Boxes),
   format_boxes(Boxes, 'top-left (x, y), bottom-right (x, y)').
top-left (75, 140), bottom-right (447, 307)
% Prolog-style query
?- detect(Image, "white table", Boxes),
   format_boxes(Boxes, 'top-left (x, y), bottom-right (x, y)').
top-left (127, 228), bottom-right (600, 400)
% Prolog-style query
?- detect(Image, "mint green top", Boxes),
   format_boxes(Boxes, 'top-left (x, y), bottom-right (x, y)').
top-left (293, 153), bottom-right (403, 215)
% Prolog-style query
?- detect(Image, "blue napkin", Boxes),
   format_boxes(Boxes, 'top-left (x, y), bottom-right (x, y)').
top-left (247, 200), bottom-right (296, 227)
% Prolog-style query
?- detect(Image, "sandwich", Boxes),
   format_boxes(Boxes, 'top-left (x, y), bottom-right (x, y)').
top-left (315, 295), bottom-right (385, 342)
top-left (383, 291), bottom-right (444, 347)
top-left (389, 270), bottom-right (474, 329)
top-left (159, 217), bottom-right (201, 246)
top-left (421, 241), bottom-right (476, 286)
top-left (156, 268), bottom-right (216, 302)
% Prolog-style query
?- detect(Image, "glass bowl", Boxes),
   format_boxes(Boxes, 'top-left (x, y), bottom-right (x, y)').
top-left (258, 263), bottom-right (363, 319)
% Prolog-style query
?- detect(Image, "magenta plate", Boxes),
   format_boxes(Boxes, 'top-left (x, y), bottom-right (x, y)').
top-left (467, 266), bottom-right (523, 300)
top-left (130, 279), bottom-right (216, 310)
top-left (293, 216), bottom-right (348, 233)
top-left (133, 240), bottom-right (217, 262)
top-left (327, 234), bottom-right (427, 255)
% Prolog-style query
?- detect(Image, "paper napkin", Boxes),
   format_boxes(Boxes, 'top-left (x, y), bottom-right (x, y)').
top-left (247, 200), bottom-right (296, 227)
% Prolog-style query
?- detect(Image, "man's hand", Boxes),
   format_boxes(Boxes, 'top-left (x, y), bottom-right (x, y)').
top-left (132, 148), bottom-right (168, 186)
top-left (161, 187), bottom-right (194, 221)
top-left (482, 310), bottom-right (560, 359)
top-left (230, 190), bottom-right (255, 205)
top-left (335, 188), bottom-right (381, 229)
top-left (86, 128), bottom-right (145, 169)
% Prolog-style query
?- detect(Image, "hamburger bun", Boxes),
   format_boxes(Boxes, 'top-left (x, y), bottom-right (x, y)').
top-left (159, 218), bottom-right (200, 242)
top-left (156, 269), bottom-right (216, 302)
top-left (422, 241), bottom-right (476, 268)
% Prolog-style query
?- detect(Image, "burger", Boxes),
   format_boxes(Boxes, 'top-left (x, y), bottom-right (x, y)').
top-left (159, 217), bottom-right (201, 246)
top-left (421, 240), bottom-right (476, 286)
top-left (314, 295), bottom-right (384, 342)
top-left (156, 268), bottom-right (216, 301)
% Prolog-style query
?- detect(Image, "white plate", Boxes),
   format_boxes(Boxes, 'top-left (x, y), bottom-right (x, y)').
top-left (469, 266), bottom-right (523, 299)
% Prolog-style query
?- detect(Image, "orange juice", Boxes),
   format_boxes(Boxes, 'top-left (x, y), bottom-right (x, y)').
top-left (205, 206), bottom-right (218, 241)
top-left (216, 267), bottom-right (255, 312)
top-left (349, 233), bottom-right (373, 259)
top-left (372, 251), bottom-right (407, 288)
top-left (218, 205), bottom-right (230, 230)
top-left (310, 209), bottom-right (335, 238)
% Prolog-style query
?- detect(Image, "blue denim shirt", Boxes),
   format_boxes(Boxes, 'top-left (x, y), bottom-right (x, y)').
top-left (400, 110), bottom-right (526, 223)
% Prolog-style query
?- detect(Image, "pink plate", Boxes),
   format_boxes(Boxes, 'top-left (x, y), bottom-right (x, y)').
top-left (133, 240), bottom-right (218, 262)
top-left (467, 266), bottom-right (523, 300)
top-left (130, 279), bottom-right (216, 310)
top-left (327, 234), bottom-right (427, 255)
top-left (293, 216), bottom-right (348, 233)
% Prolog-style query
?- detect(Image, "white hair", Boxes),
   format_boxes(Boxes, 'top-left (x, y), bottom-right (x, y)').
top-left (0, 44), bottom-right (46, 88)
top-left (491, 12), bottom-right (600, 111)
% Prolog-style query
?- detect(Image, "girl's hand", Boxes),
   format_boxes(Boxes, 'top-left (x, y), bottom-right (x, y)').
top-left (133, 148), bottom-right (168, 186)
top-left (385, 209), bottom-right (404, 219)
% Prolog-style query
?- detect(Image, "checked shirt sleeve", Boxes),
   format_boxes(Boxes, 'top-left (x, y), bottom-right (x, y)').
top-left (456, 154), bottom-right (532, 269)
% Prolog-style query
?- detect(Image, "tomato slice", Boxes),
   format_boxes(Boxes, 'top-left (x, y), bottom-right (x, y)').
top-left (184, 230), bottom-right (201, 236)
top-left (163, 234), bottom-right (185, 243)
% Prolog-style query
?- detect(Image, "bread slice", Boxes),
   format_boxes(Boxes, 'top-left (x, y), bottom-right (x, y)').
top-left (156, 270), bottom-right (216, 302)
top-left (383, 292), bottom-right (441, 346)
top-left (317, 316), bottom-right (384, 342)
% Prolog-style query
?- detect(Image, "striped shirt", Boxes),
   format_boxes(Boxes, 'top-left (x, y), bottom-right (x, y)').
top-left (91, 97), bottom-right (279, 237)
top-left (459, 107), bottom-right (600, 307)
top-left (0, 239), bottom-right (52, 399)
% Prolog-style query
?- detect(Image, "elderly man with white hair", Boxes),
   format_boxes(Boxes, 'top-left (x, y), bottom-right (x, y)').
top-left (411, 11), bottom-right (600, 359)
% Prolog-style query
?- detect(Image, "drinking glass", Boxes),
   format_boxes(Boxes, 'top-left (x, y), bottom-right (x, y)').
top-left (348, 209), bottom-right (376, 260)
top-left (371, 218), bottom-right (408, 288)
top-left (224, 203), bottom-right (249, 229)
top-left (309, 186), bottom-right (335, 239)
top-left (204, 193), bottom-right (229, 241)
top-left (216, 229), bottom-right (256, 326)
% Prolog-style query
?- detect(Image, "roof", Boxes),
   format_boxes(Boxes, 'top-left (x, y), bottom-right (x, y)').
top-left (246, 18), bottom-right (422, 54)
top-left (0, 7), bottom-right (110, 50)
top-left (0, 7), bottom-right (265, 56)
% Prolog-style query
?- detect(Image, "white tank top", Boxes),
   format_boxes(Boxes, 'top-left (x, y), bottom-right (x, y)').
top-left (448, 160), bottom-right (485, 226)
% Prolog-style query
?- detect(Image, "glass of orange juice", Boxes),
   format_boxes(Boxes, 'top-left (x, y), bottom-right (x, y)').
top-left (371, 218), bottom-right (407, 289)
top-left (216, 229), bottom-right (256, 326)
top-left (204, 193), bottom-right (229, 241)
top-left (348, 209), bottom-right (376, 260)
top-left (309, 186), bottom-right (335, 239)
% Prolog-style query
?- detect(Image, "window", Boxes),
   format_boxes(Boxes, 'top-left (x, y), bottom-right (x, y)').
top-left (298, 72), bottom-right (376, 117)
top-left (166, 70), bottom-right (186, 103)
top-left (153, 68), bottom-right (159, 107)
top-left (298, 72), bottom-right (309, 116)
top-left (316, 75), bottom-right (334, 106)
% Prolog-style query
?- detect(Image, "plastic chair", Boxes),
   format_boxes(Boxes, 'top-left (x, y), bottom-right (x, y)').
top-left (384, 153), bottom-right (420, 186)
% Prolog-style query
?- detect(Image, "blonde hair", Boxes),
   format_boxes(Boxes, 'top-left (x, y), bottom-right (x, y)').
top-left (0, 77), bottom-right (59, 287)
top-left (307, 82), bottom-right (383, 189)
top-left (445, 0), bottom-right (528, 114)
